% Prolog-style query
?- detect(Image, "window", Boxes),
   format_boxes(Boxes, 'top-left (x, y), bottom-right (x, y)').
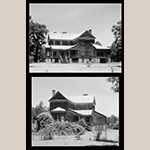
top-left (49, 40), bottom-right (53, 45)
top-left (70, 50), bottom-right (78, 56)
top-left (69, 41), bottom-right (74, 45)
top-left (62, 40), bottom-right (68, 45)
top-left (53, 51), bottom-right (57, 56)
top-left (97, 51), bottom-right (104, 57)
top-left (55, 40), bottom-right (60, 45)
top-left (85, 116), bottom-right (90, 122)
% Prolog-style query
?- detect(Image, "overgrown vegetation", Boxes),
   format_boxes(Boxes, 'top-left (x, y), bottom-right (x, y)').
top-left (106, 115), bottom-right (119, 129)
top-left (107, 77), bottom-right (119, 93)
top-left (32, 101), bottom-right (49, 123)
top-left (29, 16), bottom-right (48, 63)
top-left (32, 104), bottom-right (118, 143)
top-left (110, 21), bottom-right (122, 62)
top-left (32, 113), bottom-right (88, 140)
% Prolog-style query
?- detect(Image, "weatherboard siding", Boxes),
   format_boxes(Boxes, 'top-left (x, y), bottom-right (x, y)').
top-left (45, 29), bottom-right (110, 63)
top-left (50, 101), bottom-right (69, 111)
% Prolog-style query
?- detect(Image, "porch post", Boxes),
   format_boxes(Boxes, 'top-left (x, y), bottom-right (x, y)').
top-left (69, 50), bottom-right (70, 57)
top-left (78, 115), bottom-right (80, 121)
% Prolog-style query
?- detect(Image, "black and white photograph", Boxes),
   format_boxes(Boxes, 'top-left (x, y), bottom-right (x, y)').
top-left (31, 77), bottom-right (120, 146)
top-left (27, 2), bottom-right (124, 148)
top-left (29, 4), bottom-right (122, 73)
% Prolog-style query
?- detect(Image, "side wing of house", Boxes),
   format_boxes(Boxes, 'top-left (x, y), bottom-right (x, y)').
top-left (69, 43), bottom-right (97, 59)
top-left (92, 110), bottom-right (106, 125)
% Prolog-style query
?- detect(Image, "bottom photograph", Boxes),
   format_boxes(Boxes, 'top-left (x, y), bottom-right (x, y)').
top-left (31, 77), bottom-right (120, 147)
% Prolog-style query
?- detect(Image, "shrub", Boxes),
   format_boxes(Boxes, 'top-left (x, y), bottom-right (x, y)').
top-left (33, 117), bottom-right (88, 141)
top-left (94, 125), bottom-right (105, 141)
top-left (53, 120), bottom-right (85, 136)
top-left (36, 112), bottom-right (54, 131)
top-left (38, 124), bottom-right (54, 140)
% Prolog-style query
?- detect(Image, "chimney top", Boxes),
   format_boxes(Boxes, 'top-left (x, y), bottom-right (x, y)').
top-left (89, 29), bottom-right (92, 34)
top-left (52, 90), bottom-right (56, 96)
top-left (62, 31), bottom-right (67, 34)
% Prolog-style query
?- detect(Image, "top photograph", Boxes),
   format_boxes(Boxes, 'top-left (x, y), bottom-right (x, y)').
top-left (29, 3), bottom-right (122, 73)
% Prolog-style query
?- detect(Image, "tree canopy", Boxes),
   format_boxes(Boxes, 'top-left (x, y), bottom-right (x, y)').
top-left (107, 77), bottom-right (119, 93)
top-left (110, 21), bottom-right (122, 62)
top-left (29, 16), bottom-right (48, 63)
top-left (106, 115), bottom-right (119, 129)
top-left (32, 101), bottom-right (48, 123)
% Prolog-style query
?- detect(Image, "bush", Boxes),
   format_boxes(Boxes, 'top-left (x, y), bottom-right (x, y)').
top-left (32, 116), bottom-right (90, 141)
top-left (36, 112), bottom-right (54, 131)
top-left (94, 125), bottom-right (105, 141)
top-left (38, 124), bottom-right (54, 140)
top-left (35, 119), bottom-right (87, 140)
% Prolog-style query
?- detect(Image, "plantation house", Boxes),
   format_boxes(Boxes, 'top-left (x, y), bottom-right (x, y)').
top-left (45, 29), bottom-right (110, 63)
top-left (48, 90), bottom-right (106, 126)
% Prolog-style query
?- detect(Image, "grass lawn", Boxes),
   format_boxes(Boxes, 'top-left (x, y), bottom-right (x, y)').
top-left (29, 62), bottom-right (121, 73)
top-left (32, 129), bottom-right (119, 146)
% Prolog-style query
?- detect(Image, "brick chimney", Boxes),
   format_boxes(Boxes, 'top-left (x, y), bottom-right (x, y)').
top-left (62, 31), bottom-right (67, 34)
top-left (89, 29), bottom-right (92, 34)
top-left (52, 90), bottom-right (56, 96)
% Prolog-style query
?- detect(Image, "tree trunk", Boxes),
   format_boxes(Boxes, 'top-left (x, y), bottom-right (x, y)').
top-left (34, 45), bottom-right (38, 63)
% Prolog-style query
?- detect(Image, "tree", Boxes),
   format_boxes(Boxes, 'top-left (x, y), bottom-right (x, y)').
top-left (32, 101), bottom-right (48, 122)
top-left (107, 77), bottom-right (119, 93)
top-left (110, 21), bottom-right (122, 62)
top-left (106, 115), bottom-right (119, 129)
top-left (36, 112), bottom-right (54, 131)
top-left (29, 16), bottom-right (48, 63)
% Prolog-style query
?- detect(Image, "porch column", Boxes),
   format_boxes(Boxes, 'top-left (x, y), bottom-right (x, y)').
top-left (108, 57), bottom-right (111, 63)
top-left (78, 115), bottom-right (80, 121)
top-left (68, 50), bottom-right (70, 57)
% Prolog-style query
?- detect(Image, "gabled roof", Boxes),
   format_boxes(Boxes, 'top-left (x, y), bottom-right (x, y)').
top-left (49, 32), bottom-right (79, 40)
top-left (92, 44), bottom-right (110, 49)
top-left (51, 107), bottom-right (66, 112)
top-left (78, 30), bottom-right (96, 39)
top-left (48, 91), bottom-right (96, 104)
top-left (69, 108), bottom-right (93, 115)
top-left (67, 95), bottom-right (95, 104)
top-left (48, 30), bottom-right (95, 41)
top-left (92, 110), bottom-right (106, 118)
top-left (49, 91), bottom-right (68, 101)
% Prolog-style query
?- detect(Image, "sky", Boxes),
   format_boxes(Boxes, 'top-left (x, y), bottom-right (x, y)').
top-left (29, 4), bottom-right (121, 47)
top-left (32, 77), bottom-right (119, 117)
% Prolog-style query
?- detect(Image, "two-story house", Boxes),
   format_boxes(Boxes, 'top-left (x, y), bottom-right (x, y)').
top-left (48, 90), bottom-right (106, 126)
top-left (45, 29), bottom-right (110, 64)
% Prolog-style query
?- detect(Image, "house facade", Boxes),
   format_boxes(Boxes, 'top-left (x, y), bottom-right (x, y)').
top-left (48, 90), bottom-right (106, 126)
top-left (45, 29), bottom-right (111, 63)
